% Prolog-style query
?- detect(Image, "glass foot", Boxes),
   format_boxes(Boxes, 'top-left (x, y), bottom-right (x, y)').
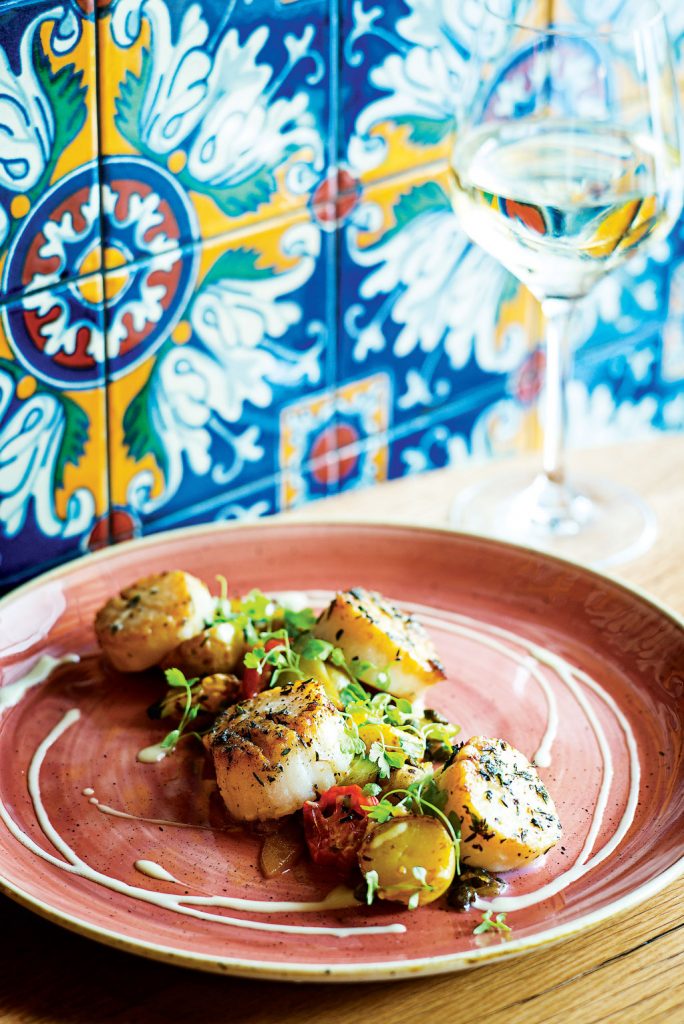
top-left (450, 471), bottom-right (657, 569)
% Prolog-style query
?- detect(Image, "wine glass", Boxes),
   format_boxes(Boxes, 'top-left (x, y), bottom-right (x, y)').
top-left (449, 0), bottom-right (683, 567)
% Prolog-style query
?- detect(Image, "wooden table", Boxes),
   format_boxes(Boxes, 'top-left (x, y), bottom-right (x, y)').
top-left (1, 437), bottom-right (682, 1023)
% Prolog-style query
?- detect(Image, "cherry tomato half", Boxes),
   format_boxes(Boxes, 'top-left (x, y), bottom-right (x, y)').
top-left (302, 784), bottom-right (379, 875)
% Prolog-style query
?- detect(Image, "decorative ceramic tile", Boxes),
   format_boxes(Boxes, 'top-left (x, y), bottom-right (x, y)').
top-left (363, 327), bottom-right (684, 490)
top-left (340, 0), bottom-right (527, 187)
top-left (97, 0), bottom-right (331, 263)
top-left (340, 0), bottom-right (454, 186)
top-left (105, 212), bottom-right (333, 529)
top-left (341, 0), bottom-right (684, 188)
top-left (338, 164), bottom-right (537, 429)
top-left (144, 473), bottom-right (280, 535)
top-left (0, 0), bottom-right (682, 592)
top-left (0, 0), bottom-right (100, 301)
top-left (0, 274), bottom-right (109, 587)
top-left (279, 371), bottom-right (391, 507)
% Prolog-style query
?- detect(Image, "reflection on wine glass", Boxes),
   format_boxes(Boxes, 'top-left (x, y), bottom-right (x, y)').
top-left (449, 0), bottom-right (683, 567)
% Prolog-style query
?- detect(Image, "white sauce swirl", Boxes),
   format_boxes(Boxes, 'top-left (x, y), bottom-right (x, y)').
top-left (84, 790), bottom-right (225, 832)
top-left (0, 593), bottom-right (642, 933)
top-left (0, 709), bottom-right (404, 938)
top-left (134, 860), bottom-right (181, 883)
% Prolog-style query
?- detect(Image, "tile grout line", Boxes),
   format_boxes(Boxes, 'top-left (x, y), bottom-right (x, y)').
top-left (93, 6), bottom-right (114, 551)
top-left (329, 0), bottom-right (343, 499)
top-left (0, 154), bottom-right (452, 314)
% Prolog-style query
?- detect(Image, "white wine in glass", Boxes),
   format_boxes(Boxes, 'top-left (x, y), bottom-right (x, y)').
top-left (449, 0), bottom-right (683, 567)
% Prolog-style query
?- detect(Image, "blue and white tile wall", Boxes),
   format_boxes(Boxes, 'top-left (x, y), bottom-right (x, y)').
top-left (0, 0), bottom-right (682, 587)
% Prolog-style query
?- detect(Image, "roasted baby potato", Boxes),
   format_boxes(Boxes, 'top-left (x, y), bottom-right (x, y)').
top-left (358, 815), bottom-right (456, 907)
top-left (153, 672), bottom-right (242, 721)
top-left (160, 621), bottom-right (247, 676)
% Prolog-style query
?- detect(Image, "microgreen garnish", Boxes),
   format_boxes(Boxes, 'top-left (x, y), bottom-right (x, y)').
top-left (473, 910), bottom-right (511, 935)
top-left (338, 681), bottom-right (460, 780)
top-left (211, 588), bottom-right (280, 643)
top-left (215, 574), bottom-right (230, 617)
top-left (406, 866), bottom-right (433, 910)
top-left (363, 782), bottom-right (382, 797)
top-left (341, 725), bottom-right (367, 757)
top-left (368, 741), bottom-right (404, 778)
top-left (339, 680), bottom-right (368, 706)
top-left (299, 637), bottom-right (334, 661)
top-left (283, 607), bottom-right (317, 635)
top-left (158, 667), bottom-right (202, 752)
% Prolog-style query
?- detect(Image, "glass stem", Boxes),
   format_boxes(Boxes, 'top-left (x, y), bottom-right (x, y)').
top-left (540, 297), bottom-right (574, 488)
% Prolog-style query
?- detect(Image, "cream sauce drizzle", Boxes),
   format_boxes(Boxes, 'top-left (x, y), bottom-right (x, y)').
top-left (136, 743), bottom-right (170, 764)
top-left (0, 709), bottom-right (404, 938)
top-left (134, 860), bottom-right (181, 883)
top-left (84, 790), bottom-right (224, 832)
top-left (0, 654), bottom-right (79, 712)
top-left (1, 591), bottom-right (643, 932)
top-left (430, 618), bottom-right (560, 768)
top-left (411, 606), bottom-right (640, 915)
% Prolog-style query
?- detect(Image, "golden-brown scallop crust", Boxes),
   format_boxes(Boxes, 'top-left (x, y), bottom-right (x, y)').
top-left (313, 587), bottom-right (445, 701)
top-left (210, 679), bottom-right (353, 821)
top-left (438, 736), bottom-right (562, 872)
top-left (94, 570), bottom-right (214, 672)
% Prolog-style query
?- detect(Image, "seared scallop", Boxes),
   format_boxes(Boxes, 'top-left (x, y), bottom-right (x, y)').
top-left (437, 736), bottom-right (562, 872)
top-left (95, 570), bottom-right (214, 672)
top-left (210, 679), bottom-right (354, 821)
top-left (160, 621), bottom-right (246, 676)
top-left (313, 588), bottom-right (445, 703)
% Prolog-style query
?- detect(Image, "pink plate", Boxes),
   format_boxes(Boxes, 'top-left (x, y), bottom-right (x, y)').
top-left (0, 522), bottom-right (682, 981)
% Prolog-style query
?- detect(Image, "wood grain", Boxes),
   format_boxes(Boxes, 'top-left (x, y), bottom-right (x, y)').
top-left (1, 436), bottom-right (682, 1023)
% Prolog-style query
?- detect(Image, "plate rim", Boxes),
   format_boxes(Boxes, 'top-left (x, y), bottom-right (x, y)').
top-left (2, 517), bottom-right (684, 636)
top-left (1, 519), bottom-right (683, 981)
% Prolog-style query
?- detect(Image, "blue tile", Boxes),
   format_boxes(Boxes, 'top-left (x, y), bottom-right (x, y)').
top-left (105, 213), bottom-right (334, 528)
top-left (340, 0), bottom-right (476, 184)
top-left (143, 462), bottom-right (336, 535)
top-left (0, 0), bottom-right (100, 301)
top-left (143, 474), bottom-right (280, 535)
top-left (97, 0), bottom-right (332, 261)
top-left (337, 166), bottom-right (533, 429)
top-left (0, 274), bottom-right (109, 587)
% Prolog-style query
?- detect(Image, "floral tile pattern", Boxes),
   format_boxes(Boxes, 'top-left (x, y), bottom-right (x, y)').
top-left (338, 165), bottom-right (537, 428)
top-left (341, 0), bottom-right (684, 188)
top-left (105, 213), bottom-right (334, 531)
top-left (0, 0), bottom-right (100, 301)
top-left (0, 274), bottom-right (109, 587)
top-left (279, 372), bottom-right (391, 507)
top-left (340, 0), bottom-right (526, 189)
top-left (97, 0), bottom-right (332, 263)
